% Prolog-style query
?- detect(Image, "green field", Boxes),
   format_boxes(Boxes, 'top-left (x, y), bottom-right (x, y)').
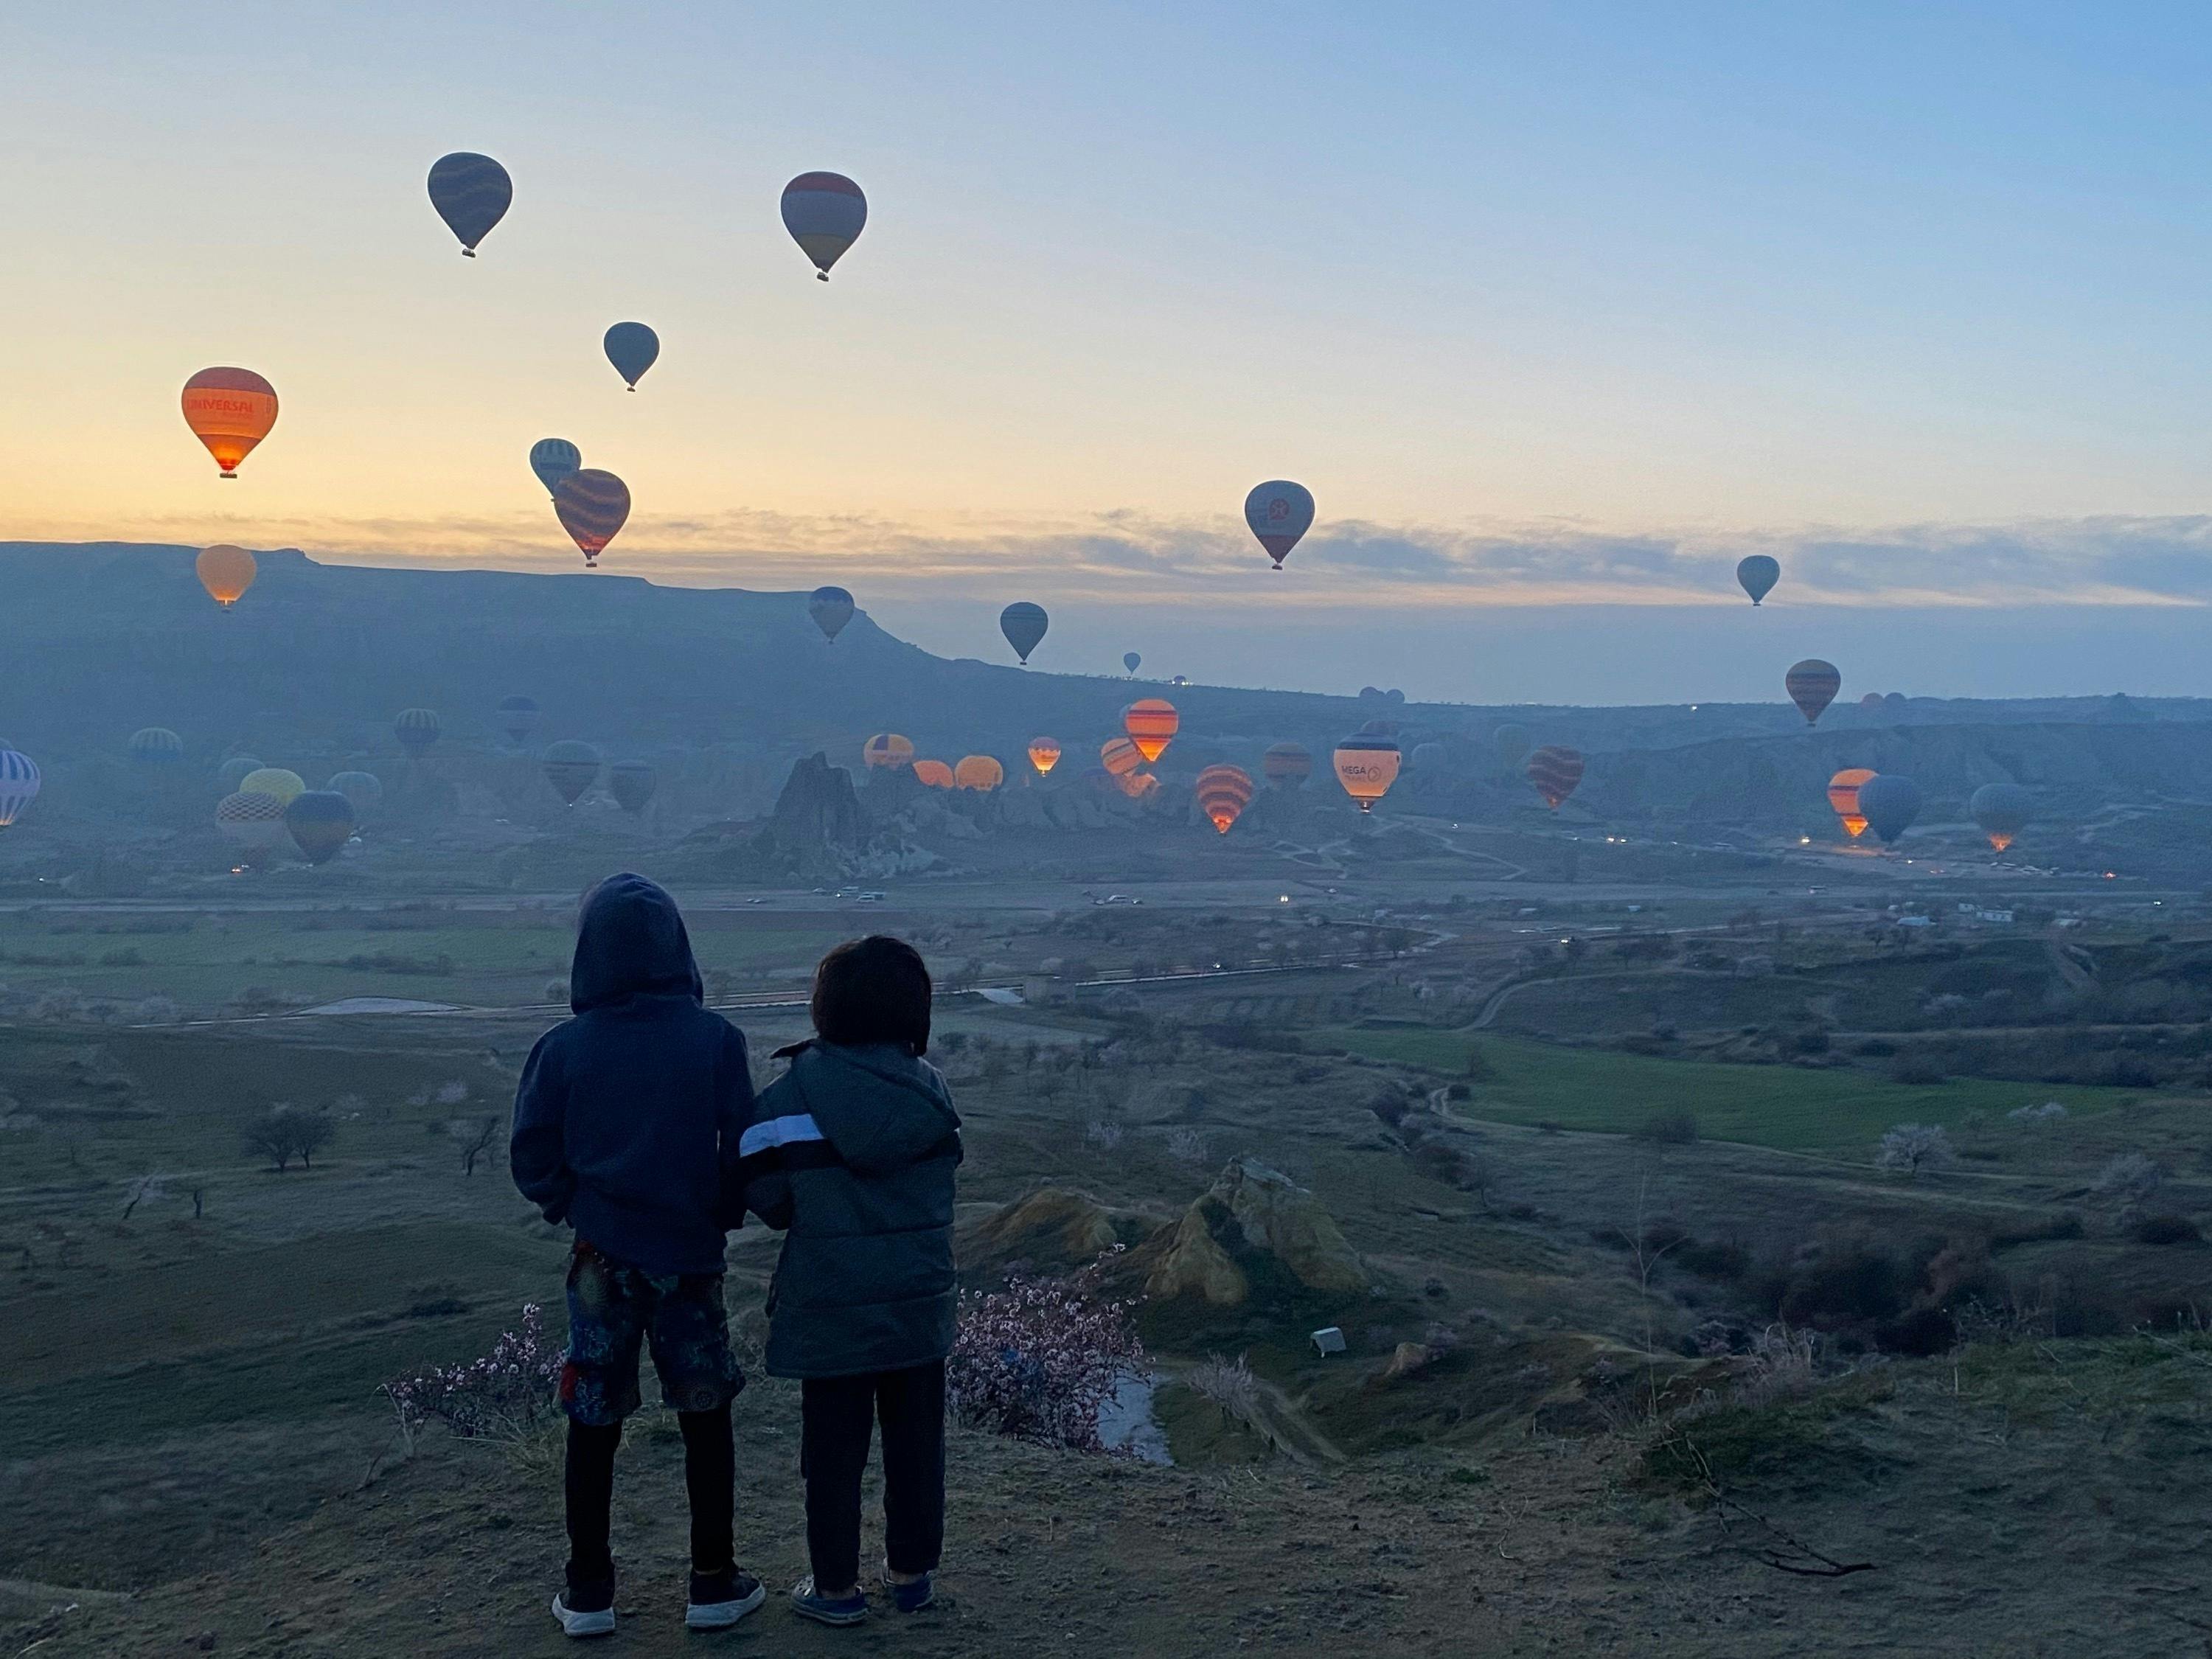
top-left (1321, 1027), bottom-right (2143, 1152)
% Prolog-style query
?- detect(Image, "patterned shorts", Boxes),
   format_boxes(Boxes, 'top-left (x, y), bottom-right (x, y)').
top-left (559, 1240), bottom-right (746, 1425)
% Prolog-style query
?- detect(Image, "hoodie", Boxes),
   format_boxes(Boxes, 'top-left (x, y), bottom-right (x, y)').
top-left (509, 874), bottom-right (754, 1276)
top-left (737, 1040), bottom-right (962, 1379)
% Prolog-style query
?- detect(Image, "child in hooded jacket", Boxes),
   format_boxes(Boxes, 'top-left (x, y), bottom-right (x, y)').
top-left (735, 935), bottom-right (961, 1627)
top-left (510, 874), bottom-right (762, 1638)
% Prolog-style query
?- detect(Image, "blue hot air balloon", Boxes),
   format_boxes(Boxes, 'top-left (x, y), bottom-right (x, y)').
top-left (1857, 773), bottom-right (1922, 844)
top-left (529, 439), bottom-right (581, 498)
top-left (781, 172), bottom-right (867, 279)
top-left (1000, 602), bottom-right (1048, 665)
top-left (1737, 554), bottom-right (1780, 605)
top-left (808, 586), bottom-right (855, 642)
top-left (426, 153), bottom-right (512, 257)
top-left (1123, 652), bottom-right (1141, 676)
top-left (603, 322), bottom-right (660, 391)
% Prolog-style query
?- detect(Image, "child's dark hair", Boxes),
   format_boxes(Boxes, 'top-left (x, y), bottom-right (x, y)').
top-left (811, 935), bottom-right (933, 1056)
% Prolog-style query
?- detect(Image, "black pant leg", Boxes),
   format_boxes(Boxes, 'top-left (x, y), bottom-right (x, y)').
top-left (677, 1405), bottom-right (736, 1577)
top-left (800, 1374), bottom-right (877, 1592)
top-left (875, 1360), bottom-right (947, 1576)
top-left (564, 1419), bottom-right (623, 1603)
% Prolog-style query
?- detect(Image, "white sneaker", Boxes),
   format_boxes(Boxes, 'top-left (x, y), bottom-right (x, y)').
top-left (552, 1592), bottom-right (616, 1638)
top-left (686, 1571), bottom-right (767, 1630)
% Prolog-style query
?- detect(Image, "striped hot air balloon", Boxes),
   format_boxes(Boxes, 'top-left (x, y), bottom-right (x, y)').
top-left (913, 759), bottom-right (956, 789)
top-left (1027, 737), bottom-right (1062, 776)
top-left (954, 755), bottom-right (1004, 793)
top-left (1194, 765), bottom-right (1255, 834)
top-left (863, 734), bottom-right (915, 771)
top-left (394, 709), bottom-right (441, 759)
top-left (427, 152), bottom-right (512, 256)
top-left (1332, 734), bottom-right (1401, 813)
top-left (1263, 742), bottom-right (1312, 787)
top-left (181, 368), bottom-right (277, 478)
top-left (1785, 659), bottom-right (1842, 726)
top-left (781, 172), bottom-right (867, 279)
top-left (328, 770), bottom-right (383, 819)
top-left (284, 791), bottom-right (356, 865)
top-left (1245, 481), bottom-right (1315, 569)
top-left (1826, 768), bottom-right (1877, 838)
top-left (0, 750), bottom-right (39, 828)
top-left (215, 789), bottom-right (288, 855)
top-left (529, 440), bottom-right (580, 498)
top-left (554, 470), bottom-right (631, 566)
top-left (808, 586), bottom-right (855, 642)
top-left (1100, 737), bottom-right (1142, 778)
top-left (542, 741), bottom-right (603, 806)
top-left (497, 695), bottom-right (540, 745)
top-left (129, 728), bottom-right (184, 766)
top-left (609, 761), bottom-right (657, 813)
top-left (1122, 699), bottom-right (1179, 764)
top-left (240, 768), bottom-right (306, 806)
top-left (195, 544), bottom-right (257, 607)
top-left (1526, 746), bottom-right (1585, 810)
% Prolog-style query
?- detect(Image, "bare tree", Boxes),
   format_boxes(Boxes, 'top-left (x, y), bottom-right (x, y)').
top-left (243, 1105), bottom-right (338, 1172)
top-left (457, 1113), bottom-right (505, 1177)
top-left (120, 1172), bottom-right (164, 1222)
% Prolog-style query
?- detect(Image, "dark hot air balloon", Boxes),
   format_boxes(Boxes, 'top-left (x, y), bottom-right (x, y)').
top-left (529, 439), bottom-right (580, 498)
top-left (1527, 746), bottom-right (1585, 810)
top-left (1123, 652), bottom-right (1141, 676)
top-left (1785, 659), bottom-right (1841, 726)
top-left (181, 369), bottom-right (276, 479)
top-left (328, 771), bottom-right (383, 818)
top-left (554, 470), bottom-right (630, 566)
top-left (603, 322), bottom-right (659, 390)
top-left (1000, 602), bottom-right (1048, 664)
top-left (609, 761), bottom-right (657, 813)
top-left (1736, 554), bottom-right (1779, 605)
top-left (1857, 773), bottom-right (1921, 844)
top-left (1245, 481), bottom-right (1314, 569)
top-left (394, 709), bottom-right (441, 759)
top-left (497, 695), bottom-right (540, 745)
top-left (427, 152), bottom-right (512, 256)
top-left (1263, 742), bottom-right (1312, 787)
top-left (781, 172), bottom-right (867, 279)
top-left (1969, 782), bottom-right (2031, 852)
top-left (1332, 734), bottom-right (1402, 813)
top-left (1194, 765), bottom-right (1255, 834)
top-left (808, 586), bottom-right (855, 642)
top-left (542, 740), bottom-right (602, 806)
top-left (285, 791), bottom-right (355, 865)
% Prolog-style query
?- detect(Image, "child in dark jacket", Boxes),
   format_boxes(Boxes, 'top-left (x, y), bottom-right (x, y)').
top-left (736, 935), bottom-right (961, 1628)
top-left (510, 874), bottom-right (763, 1639)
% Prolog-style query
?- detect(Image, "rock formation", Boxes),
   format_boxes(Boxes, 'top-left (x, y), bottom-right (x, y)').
top-left (1135, 1157), bottom-right (1367, 1309)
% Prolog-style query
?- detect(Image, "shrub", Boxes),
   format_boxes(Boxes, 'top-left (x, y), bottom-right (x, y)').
top-left (1774, 1241), bottom-right (1907, 1326)
top-left (1366, 1088), bottom-right (1410, 1130)
top-left (2094, 1152), bottom-right (2163, 1209)
top-left (2132, 1213), bottom-right (2201, 1246)
top-left (1855, 1038), bottom-right (1897, 1057)
top-left (1874, 1307), bottom-right (1956, 1356)
top-left (1463, 1043), bottom-right (1497, 1082)
top-left (1183, 1354), bottom-right (1261, 1425)
top-left (382, 1303), bottom-right (563, 1443)
top-left (1792, 1028), bottom-right (1832, 1056)
top-left (1888, 1056), bottom-right (1948, 1085)
top-left (242, 1105), bottom-right (337, 1172)
top-left (1635, 1110), bottom-right (1700, 1147)
top-left (2008, 1100), bottom-right (2068, 1126)
top-left (1875, 1124), bottom-right (1955, 1177)
top-left (1164, 1128), bottom-right (1210, 1167)
top-left (947, 1259), bottom-right (1147, 1453)
top-left (1082, 1119), bottom-right (1124, 1152)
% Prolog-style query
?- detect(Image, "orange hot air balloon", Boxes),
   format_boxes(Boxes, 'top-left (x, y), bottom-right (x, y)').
top-left (1118, 771), bottom-right (1161, 800)
top-left (1100, 737), bottom-right (1142, 777)
top-left (1526, 745), bottom-right (1585, 810)
top-left (953, 755), bottom-right (1004, 792)
top-left (1194, 764), bottom-right (1255, 834)
top-left (195, 544), bottom-right (257, 608)
top-left (863, 733), bottom-right (914, 771)
top-left (181, 367), bottom-right (278, 478)
top-left (1026, 737), bottom-right (1062, 776)
top-left (1826, 768), bottom-right (1877, 838)
top-left (1332, 734), bottom-right (1402, 813)
top-left (1122, 698), bottom-right (1179, 764)
top-left (912, 759), bottom-right (956, 788)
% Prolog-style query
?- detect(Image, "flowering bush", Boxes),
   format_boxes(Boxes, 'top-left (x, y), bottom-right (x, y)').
top-left (383, 1302), bottom-right (563, 1443)
top-left (947, 1254), bottom-right (1146, 1453)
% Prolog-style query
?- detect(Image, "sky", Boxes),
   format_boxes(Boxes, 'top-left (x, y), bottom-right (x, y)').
top-left (10, 2), bottom-right (2212, 703)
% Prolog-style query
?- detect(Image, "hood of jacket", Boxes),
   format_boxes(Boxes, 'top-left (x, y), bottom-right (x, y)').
top-left (781, 1041), bottom-right (959, 1176)
top-left (570, 873), bottom-right (703, 1013)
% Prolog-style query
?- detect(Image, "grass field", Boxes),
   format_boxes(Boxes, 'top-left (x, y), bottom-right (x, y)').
top-left (1321, 1027), bottom-right (2142, 1152)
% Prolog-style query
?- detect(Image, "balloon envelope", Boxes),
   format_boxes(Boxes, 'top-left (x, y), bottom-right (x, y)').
top-left (497, 695), bottom-right (540, 745)
top-left (1332, 735), bottom-right (1401, 813)
top-left (239, 768), bottom-right (305, 806)
top-left (529, 439), bottom-right (580, 497)
top-left (1245, 481), bottom-right (1315, 568)
top-left (130, 728), bottom-right (184, 766)
top-left (0, 751), bottom-right (39, 828)
top-left (393, 709), bottom-right (441, 758)
top-left (181, 369), bottom-right (277, 478)
top-left (1122, 699), bottom-right (1179, 764)
top-left (1123, 652), bottom-right (1141, 675)
top-left (427, 152), bottom-right (512, 254)
top-left (1027, 737), bottom-right (1062, 776)
top-left (195, 544), bottom-right (257, 607)
top-left (1494, 723), bottom-right (1532, 770)
top-left (328, 770), bottom-right (383, 818)
top-left (542, 741), bottom-right (603, 806)
top-left (1969, 782), bottom-right (2032, 852)
top-left (603, 321), bottom-right (660, 389)
top-left (1857, 773), bottom-right (1922, 844)
top-left (609, 761), bottom-right (656, 813)
top-left (1785, 659), bottom-right (1842, 726)
top-left (284, 791), bottom-right (355, 864)
top-left (217, 756), bottom-right (264, 794)
top-left (863, 734), bottom-right (914, 771)
top-left (1000, 602), bottom-right (1048, 664)
top-left (1262, 742), bottom-right (1312, 787)
top-left (215, 789), bottom-right (287, 853)
top-left (954, 755), bottom-right (1004, 793)
top-left (554, 470), bottom-right (630, 566)
top-left (1826, 768), bottom-right (1876, 838)
top-left (1526, 746), bottom-right (1585, 810)
top-left (1194, 764), bottom-right (1255, 834)
top-left (913, 759), bottom-right (956, 789)
top-left (1099, 737), bottom-right (1142, 777)
top-left (781, 172), bottom-right (867, 278)
top-left (807, 585), bottom-right (855, 642)
top-left (1736, 554), bottom-right (1780, 605)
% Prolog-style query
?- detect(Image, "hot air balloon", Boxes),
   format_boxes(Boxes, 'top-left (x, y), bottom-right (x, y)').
top-left (1263, 742), bottom-right (1312, 787)
top-left (609, 761), bottom-right (657, 813)
top-left (913, 759), bottom-right (956, 789)
top-left (1736, 554), bottom-right (1780, 605)
top-left (1785, 659), bottom-right (1841, 726)
top-left (1411, 741), bottom-right (1446, 771)
top-left (328, 770), bottom-right (383, 818)
top-left (129, 728), bottom-right (183, 766)
top-left (215, 790), bottom-right (287, 855)
top-left (1194, 765), bottom-right (1255, 835)
top-left (1000, 602), bottom-right (1048, 664)
top-left (181, 369), bottom-right (276, 479)
top-left (529, 439), bottom-right (580, 498)
top-left (498, 695), bottom-right (540, 745)
top-left (542, 741), bottom-right (602, 806)
top-left (1357, 718), bottom-right (1399, 739)
top-left (285, 791), bottom-right (355, 865)
top-left (240, 768), bottom-right (306, 806)
top-left (1386, 689), bottom-right (1405, 705)
top-left (1332, 734), bottom-right (1401, 813)
top-left (1526, 746), bottom-right (1585, 810)
top-left (394, 709), bottom-right (441, 759)
top-left (1122, 699), bottom-right (1179, 764)
top-left (427, 152), bottom-right (512, 256)
top-left (1123, 652), bottom-right (1141, 677)
top-left (1494, 723), bottom-right (1532, 771)
top-left (808, 586), bottom-right (855, 642)
top-left (554, 470), bottom-right (630, 566)
top-left (603, 322), bottom-right (659, 390)
top-left (195, 544), bottom-right (257, 608)
top-left (1027, 737), bottom-right (1062, 776)
top-left (1245, 481), bottom-right (1314, 569)
top-left (1857, 773), bottom-right (1921, 844)
top-left (1099, 737), bottom-right (1143, 778)
top-left (863, 734), bottom-right (915, 771)
top-left (0, 751), bottom-right (39, 828)
top-left (781, 172), bottom-right (867, 279)
top-left (1969, 782), bottom-right (2031, 852)
top-left (1882, 692), bottom-right (1907, 709)
top-left (1858, 692), bottom-right (1884, 712)
top-left (1357, 686), bottom-right (1385, 705)
top-left (1119, 771), bottom-right (1161, 801)
top-left (954, 755), bottom-right (1004, 793)
top-left (217, 756), bottom-right (264, 794)
top-left (1826, 768), bottom-right (1876, 838)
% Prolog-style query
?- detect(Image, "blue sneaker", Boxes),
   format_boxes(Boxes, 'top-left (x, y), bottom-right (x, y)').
top-left (790, 1575), bottom-right (869, 1627)
top-left (886, 1572), bottom-right (934, 1613)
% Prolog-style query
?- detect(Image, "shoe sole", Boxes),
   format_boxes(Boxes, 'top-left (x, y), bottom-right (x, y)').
top-left (792, 1603), bottom-right (869, 1627)
top-left (685, 1582), bottom-right (768, 1630)
top-left (552, 1594), bottom-right (616, 1639)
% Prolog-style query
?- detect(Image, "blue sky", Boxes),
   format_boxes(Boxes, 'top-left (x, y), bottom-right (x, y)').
top-left (8, 3), bottom-right (2212, 700)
